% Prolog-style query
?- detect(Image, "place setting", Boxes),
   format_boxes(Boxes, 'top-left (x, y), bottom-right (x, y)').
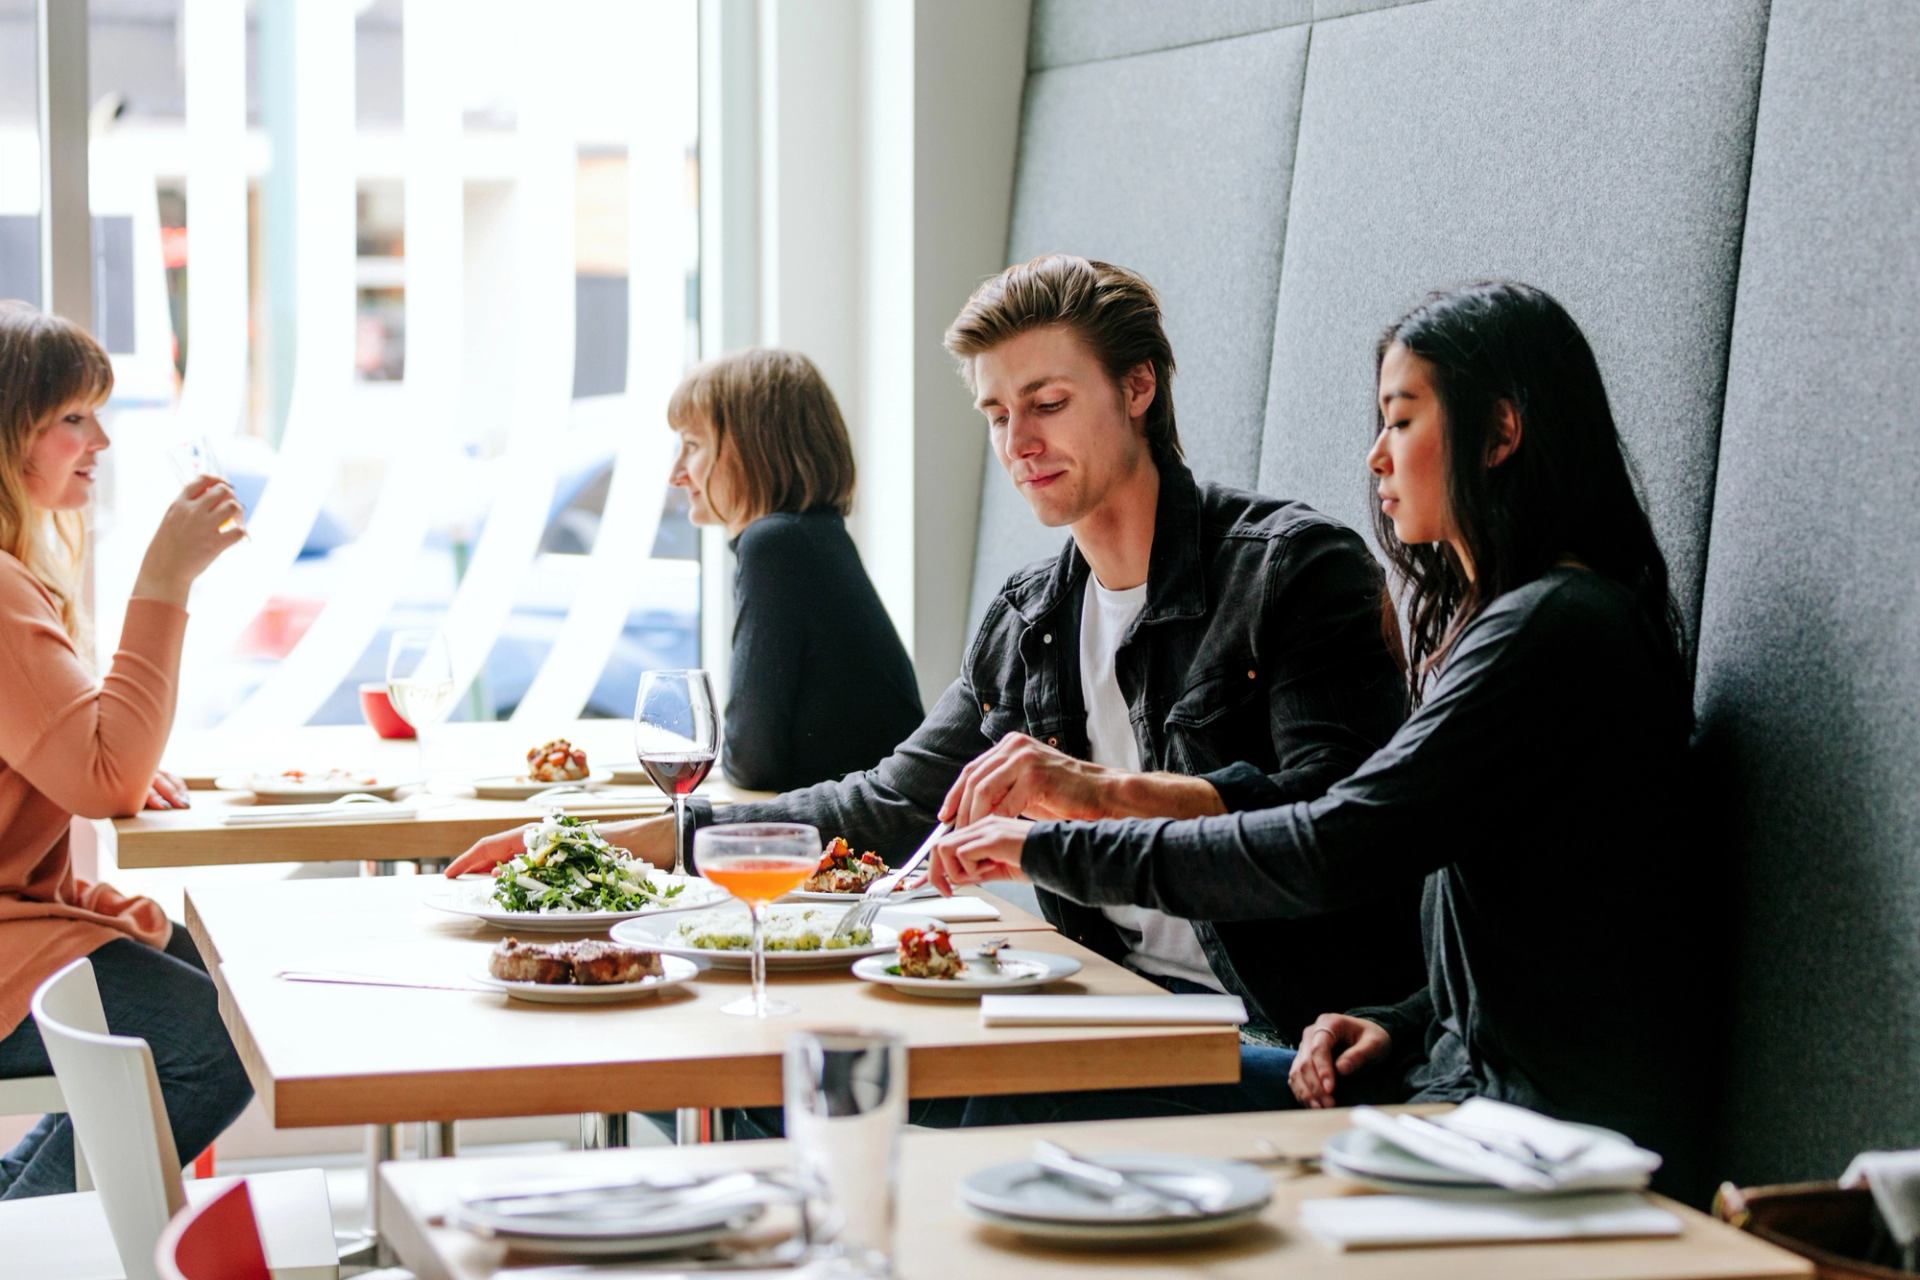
top-left (448, 1165), bottom-right (809, 1265)
top-left (1300, 1098), bottom-right (1682, 1251)
top-left (958, 1138), bottom-right (1274, 1246)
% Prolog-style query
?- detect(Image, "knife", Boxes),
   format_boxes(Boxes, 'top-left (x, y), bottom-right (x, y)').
top-left (1031, 1139), bottom-right (1208, 1216)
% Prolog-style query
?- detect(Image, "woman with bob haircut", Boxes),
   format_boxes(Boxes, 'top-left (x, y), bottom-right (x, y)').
top-left (0, 301), bottom-right (253, 1199)
top-left (666, 347), bottom-right (922, 791)
top-left (929, 281), bottom-right (1709, 1194)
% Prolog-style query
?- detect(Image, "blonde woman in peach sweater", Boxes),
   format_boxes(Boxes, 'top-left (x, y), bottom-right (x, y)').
top-left (0, 302), bottom-right (249, 1199)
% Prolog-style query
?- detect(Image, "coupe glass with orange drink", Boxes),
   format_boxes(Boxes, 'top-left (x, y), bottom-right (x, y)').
top-left (695, 823), bottom-right (821, 1017)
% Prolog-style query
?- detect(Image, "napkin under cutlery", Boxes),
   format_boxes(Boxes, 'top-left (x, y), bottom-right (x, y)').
top-left (979, 994), bottom-right (1247, 1027)
top-left (1348, 1099), bottom-right (1662, 1193)
top-left (877, 894), bottom-right (1000, 924)
top-left (1299, 1190), bottom-right (1682, 1250)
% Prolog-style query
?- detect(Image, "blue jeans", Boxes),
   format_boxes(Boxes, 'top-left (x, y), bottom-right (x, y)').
top-left (0, 925), bottom-right (254, 1199)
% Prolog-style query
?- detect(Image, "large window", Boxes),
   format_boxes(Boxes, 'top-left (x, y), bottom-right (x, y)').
top-left (9, 0), bottom-right (701, 728)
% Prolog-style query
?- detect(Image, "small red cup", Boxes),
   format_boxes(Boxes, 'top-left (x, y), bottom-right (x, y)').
top-left (359, 682), bottom-right (416, 739)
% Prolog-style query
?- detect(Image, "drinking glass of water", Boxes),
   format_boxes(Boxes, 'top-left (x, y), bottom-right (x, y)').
top-left (166, 435), bottom-right (246, 534)
top-left (385, 629), bottom-right (455, 786)
top-left (634, 669), bottom-right (718, 877)
top-left (785, 1028), bottom-right (906, 1276)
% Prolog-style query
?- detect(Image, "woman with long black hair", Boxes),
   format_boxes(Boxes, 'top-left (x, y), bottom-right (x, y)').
top-left (931, 281), bottom-right (1707, 1189)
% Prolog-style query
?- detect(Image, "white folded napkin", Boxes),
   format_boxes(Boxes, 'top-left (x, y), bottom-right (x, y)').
top-left (1841, 1151), bottom-right (1920, 1248)
top-left (978, 994), bottom-right (1247, 1027)
top-left (1299, 1190), bottom-right (1681, 1250)
top-left (879, 895), bottom-right (1000, 925)
top-left (1349, 1099), bottom-right (1661, 1193)
top-left (219, 800), bottom-right (417, 826)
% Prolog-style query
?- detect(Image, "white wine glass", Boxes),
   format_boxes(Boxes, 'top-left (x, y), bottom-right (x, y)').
top-left (635, 669), bottom-right (718, 878)
top-left (386, 629), bottom-right (456, 789)
top-left (697, 824), bottom-right (820, 1018)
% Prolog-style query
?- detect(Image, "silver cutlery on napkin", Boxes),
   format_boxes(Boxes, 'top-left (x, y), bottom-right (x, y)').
top-left (468, 1169), bottom-right (770, 1220)
top-left (1030, 1139), bottom-right (1210, 1216)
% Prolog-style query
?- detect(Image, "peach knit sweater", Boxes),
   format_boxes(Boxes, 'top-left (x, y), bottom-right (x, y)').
top-left (0, 552), bottom-right (182, 1036)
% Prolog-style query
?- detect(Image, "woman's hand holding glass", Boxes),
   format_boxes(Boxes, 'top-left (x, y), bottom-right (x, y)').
top-left (132, 477), bottom-right (246, 607)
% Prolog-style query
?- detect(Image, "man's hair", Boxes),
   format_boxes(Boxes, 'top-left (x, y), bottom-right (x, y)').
top-left (665, 347), bottom-right (856, 523)
top-left (943, 254), bottom-right (1183, 465)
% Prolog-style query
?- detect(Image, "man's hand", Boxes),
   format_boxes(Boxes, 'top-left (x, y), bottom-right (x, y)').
top-left (938, 733), bottom-right (1121, 828)
top-left (144, 770), bottom-right (190, 811)
top-left (445, 826), bottom-right (529, 878)
top-left (928, 816), bottom-right (1034, 895)
top-left (1288, 1013), bottom-right (1392, 1109)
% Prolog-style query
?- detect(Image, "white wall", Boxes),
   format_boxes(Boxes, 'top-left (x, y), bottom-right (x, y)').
top-left (745, 0), bottom-right (1030, 705)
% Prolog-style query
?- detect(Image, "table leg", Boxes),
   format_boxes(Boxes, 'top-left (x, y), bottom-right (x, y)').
top-left (673, 1107), bottom-right (724, 1144)
top-left (423, 1120), bottom-right (457, 1158)
top-left (333, 1122), bottom-right (401, 1268)
top-left (582, 1111), bottom-right (631, 1148)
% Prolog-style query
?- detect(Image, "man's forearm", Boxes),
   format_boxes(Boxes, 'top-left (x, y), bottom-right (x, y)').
top-left (1106, 771), bottom-right (1227, 819)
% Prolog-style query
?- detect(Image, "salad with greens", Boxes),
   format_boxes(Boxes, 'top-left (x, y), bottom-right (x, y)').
top-left (490, 814), bottom-right (686, 914)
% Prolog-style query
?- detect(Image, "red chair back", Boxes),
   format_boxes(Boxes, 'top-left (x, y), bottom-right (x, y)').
top-left (155, 1181), bottom-right (271, 1280)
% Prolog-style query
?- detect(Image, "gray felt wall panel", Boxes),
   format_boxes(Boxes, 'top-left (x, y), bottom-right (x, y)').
top-left (1695, 0), bottom-right (1920, 1186)
top-left (967, 26), bottom-right (1309, 633)
top-left (1258, 0), bottom-right (1769, 642)
top-left (1027, 0), bottom-right (1309, 70)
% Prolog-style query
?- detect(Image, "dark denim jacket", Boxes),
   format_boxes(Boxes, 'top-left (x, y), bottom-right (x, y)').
top-left (695, 460), bottom-right (1424, 1041)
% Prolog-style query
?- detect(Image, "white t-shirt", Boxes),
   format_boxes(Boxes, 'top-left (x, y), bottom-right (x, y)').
top-left (1080, 575), bottom-right (1224, 993)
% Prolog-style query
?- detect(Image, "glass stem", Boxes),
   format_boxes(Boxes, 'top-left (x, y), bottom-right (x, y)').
top-left (671, 796), bottom-right (687, 877)
top-left (749, 902), bottom-right (767, 1017)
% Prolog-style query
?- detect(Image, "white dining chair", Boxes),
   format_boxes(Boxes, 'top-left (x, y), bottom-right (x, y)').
top-left (0, 1070), bottom-right (90, 1189)
top-left (0, 957), bottom-right (340, 1280)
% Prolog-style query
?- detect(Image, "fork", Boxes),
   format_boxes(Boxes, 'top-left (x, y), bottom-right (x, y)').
top-left (830, 823), bottom-right (947, 942)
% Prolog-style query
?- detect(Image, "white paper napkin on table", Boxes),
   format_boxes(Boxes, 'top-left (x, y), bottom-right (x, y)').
top-left (1299, 1191), bottom-right (1682, 1250)
top-left (879, 895), bottom-right (1000, 925)
top-left (1842, 1150), bottom-right (1920, 1248)
top-left (979, 994), bottom-right (1247, 1027)
top-left (1349, 1099), bottom-right (1662, 1192)
top-left (219, 800), bottom-right (418, 826)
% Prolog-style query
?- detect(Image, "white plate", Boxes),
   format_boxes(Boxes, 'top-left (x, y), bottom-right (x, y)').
top-left (456, 1195), bottom-right (764, 1256)
top-left (961, 1200), bottom-right (1268, 1245)
top-left (424, 874), bottom-right (729, 933)
top-left (468, 770), bottom-right (614, 801)
top-left (610, 903), bottom-right (912, 969)
top-left (218, 773), bottom-right (405, 804)
top-left (850, 948), bottom-right (1081, 998)
top-left (604, 762), bottom-right (654, 786)
top-left (961, 1153), bottom-right (1270, 1227)
top-left (783, 884), bottom-right (940, 904)
top-left (470, 953), bottom-right (702, 1003)
top-left (1321, 1122), bottom-right (1633, 1193)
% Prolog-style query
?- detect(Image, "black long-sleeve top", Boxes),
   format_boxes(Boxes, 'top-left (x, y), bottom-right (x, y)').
top-left (1021, 568), bottom-right (1706, 1165)
top-left (692, 463), bottom-right (1422, 1040)
top-left (721, 509), bottom-right (924, 792)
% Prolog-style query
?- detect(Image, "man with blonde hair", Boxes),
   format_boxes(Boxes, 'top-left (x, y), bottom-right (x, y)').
top-left (453, 254), bottom-right (1416, 1093)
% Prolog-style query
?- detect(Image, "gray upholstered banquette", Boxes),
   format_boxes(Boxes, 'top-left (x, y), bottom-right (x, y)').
top-left (966, 0), bottom-right (1920, 1189)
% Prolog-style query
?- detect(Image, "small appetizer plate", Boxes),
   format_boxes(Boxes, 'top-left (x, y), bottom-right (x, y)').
top-left (850, 948), bottom-right (1082, 998)
top-left (470, 953), bottom-right (702, 1004)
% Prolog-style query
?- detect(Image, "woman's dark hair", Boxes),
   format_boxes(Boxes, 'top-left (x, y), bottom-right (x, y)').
top-left (1374, 280), bottom-right (1686, 704)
